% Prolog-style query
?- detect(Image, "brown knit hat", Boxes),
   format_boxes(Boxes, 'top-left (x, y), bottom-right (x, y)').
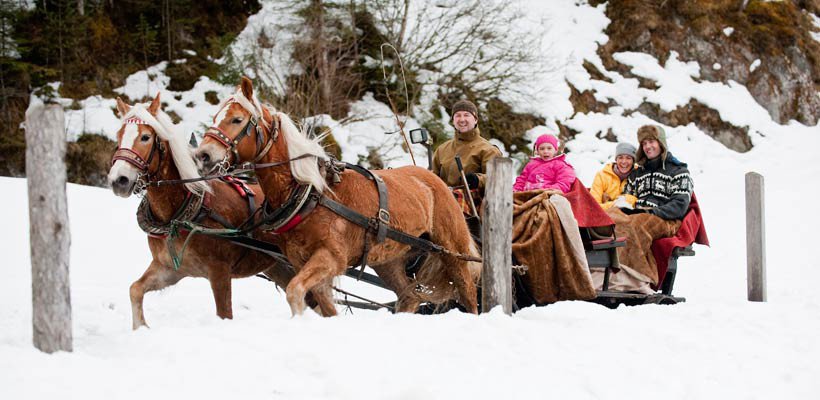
top-left (452, 99), bottom-right (478, 119)
top-left (635, 124), bottom-right (668, 164)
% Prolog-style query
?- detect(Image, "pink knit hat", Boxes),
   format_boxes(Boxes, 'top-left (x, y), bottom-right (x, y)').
top-left (534, 134), bottom-right (559, 153)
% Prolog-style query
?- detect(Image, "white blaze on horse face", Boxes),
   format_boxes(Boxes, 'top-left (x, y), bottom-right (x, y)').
top-left (214, 101), bottom-right (232, 129)
top-left (107, 123), bottom-right (141, 184)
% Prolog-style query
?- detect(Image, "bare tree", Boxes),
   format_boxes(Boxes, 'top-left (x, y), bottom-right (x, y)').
top-left (367, 0), bottom-right (548, 108)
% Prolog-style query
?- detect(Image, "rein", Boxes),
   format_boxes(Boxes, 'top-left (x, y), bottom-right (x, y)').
top-left (144, 153), bottom-right (318, 187)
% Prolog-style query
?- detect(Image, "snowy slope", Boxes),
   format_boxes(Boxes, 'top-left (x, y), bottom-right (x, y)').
top-left (7, 0), bottom-right (820, 398)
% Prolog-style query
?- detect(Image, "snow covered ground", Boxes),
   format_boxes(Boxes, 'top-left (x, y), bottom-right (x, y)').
top-left (6, 0), bottom-right (820, 398)
top-left (2, 130), bottom-right (819, 399)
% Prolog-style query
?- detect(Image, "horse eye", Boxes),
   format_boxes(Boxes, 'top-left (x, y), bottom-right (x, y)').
top-left (232, 117), bottom-right (243, 124)
top-left (140, 134), bottom-right (151, 142)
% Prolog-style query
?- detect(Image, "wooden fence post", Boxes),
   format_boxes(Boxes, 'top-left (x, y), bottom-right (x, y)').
top-left (481, 158), bottom-right (512, 314)
top-left (25, 100), bottom-right (73, 353)
top-left (745, 172), bottom-right (766, 302)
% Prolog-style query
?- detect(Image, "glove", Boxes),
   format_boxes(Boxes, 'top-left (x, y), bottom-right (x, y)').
top-left (465, 173), bottom-right (479, 189)
top-left (612, 195), bottom-right (631, 209)
top-left (620, 207), bottom-right (646, 215)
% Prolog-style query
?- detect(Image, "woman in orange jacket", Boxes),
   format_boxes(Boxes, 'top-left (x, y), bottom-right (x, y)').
top-left (590, 142), bottom-right (638, 209)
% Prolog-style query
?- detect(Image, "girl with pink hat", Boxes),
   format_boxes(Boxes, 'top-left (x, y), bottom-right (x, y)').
top-left (513, 134), bottom-right (576, 193)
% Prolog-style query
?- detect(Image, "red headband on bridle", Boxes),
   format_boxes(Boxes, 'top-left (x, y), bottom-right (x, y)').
top-left (111, 117), bottom-right (163, 173)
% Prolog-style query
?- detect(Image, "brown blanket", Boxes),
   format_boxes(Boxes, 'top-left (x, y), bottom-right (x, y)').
top-left (606, 208), bottom-right (681, 285)
top-left (512, 191), bottom-right (596, 304)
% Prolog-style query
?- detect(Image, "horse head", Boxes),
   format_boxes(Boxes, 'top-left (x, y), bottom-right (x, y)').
top-left (107, 93), bottom-right (208, 197)
top-left (195, 76), bottom-right (329, 193)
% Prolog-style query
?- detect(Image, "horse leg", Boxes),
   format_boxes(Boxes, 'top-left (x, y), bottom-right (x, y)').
top-left (130, 261), bottom-right (184, 330)
top-left (309, 282), bottom-right (337, 317)
top-left (371, 258), bottom-right (419, 313)
top-left (286, 249), bottom-right (343, 317)
top-left (444, 255), bottom-right (479, 314)
top-left (208, 267), bottom-right (233, 319)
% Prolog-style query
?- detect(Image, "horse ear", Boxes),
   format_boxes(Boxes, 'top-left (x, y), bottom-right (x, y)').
top-left (116, 97), bottom-right (130, 118)
top-left (148, 92), bottom-right (161, 115)
top-left (240, 76), bottom-right (254, 100)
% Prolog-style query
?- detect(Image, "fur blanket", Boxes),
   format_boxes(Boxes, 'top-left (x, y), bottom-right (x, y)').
top-left (606, 208), bottom-right (681, 285)
top-left (512, 190), bottom-right (597, 304)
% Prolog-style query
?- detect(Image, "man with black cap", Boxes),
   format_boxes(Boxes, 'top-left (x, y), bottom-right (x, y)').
top-left (431, 99), bottom-right (502, 193)
top-left (623, 124), bottom-right (693, 220)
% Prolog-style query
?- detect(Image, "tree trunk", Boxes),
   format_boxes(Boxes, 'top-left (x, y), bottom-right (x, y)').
top-left (77, 0), bottom-right (84, 16)
top-left (312, 0), bottom-right (331, 113)
top-left (25, 101), bottom-right (73, 353)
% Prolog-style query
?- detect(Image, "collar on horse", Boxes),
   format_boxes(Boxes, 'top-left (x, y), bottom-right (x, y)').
top-left (204, 101), bottom-right (280, 166)
top-left (258, 183), bottom-right (319, 234)
top-left (136, 191), bottom-right (205, 237)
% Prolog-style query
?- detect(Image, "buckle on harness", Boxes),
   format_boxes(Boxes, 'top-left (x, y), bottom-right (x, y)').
top-left (378, 208), bottom-right (390, 224)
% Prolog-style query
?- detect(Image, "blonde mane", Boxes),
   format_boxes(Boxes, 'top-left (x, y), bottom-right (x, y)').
top-left (224, 90), bottom-right (329, 193)
top-left (123, 104), bottom-right (209, 195)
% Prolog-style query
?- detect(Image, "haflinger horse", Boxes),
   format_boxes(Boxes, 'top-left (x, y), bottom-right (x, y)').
top-left (107, 93), bottom-right (335, 329)
top-left (194, 77), bottom-right (481, 316)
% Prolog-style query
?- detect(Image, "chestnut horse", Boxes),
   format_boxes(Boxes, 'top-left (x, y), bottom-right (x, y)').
top-left (107, 94), bottom-right (335, 329)
top-left (194, 77), bottom-right (480, 316)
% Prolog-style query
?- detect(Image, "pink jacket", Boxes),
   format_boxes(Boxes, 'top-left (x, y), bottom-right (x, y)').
top-left (513, 154), bottom-right (576, 193)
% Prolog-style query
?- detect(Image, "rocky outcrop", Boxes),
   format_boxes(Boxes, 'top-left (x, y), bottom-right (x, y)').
top-left (598, 0), bottom-right (820, 129)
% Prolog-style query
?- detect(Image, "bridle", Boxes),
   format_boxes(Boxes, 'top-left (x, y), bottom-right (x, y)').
top-left (111, 117), bottom-right (165, 195)
top-left (204, 99), bottom-right (280, 174)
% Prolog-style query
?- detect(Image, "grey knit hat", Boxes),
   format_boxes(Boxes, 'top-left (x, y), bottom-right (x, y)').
top-left (615, 142), bottom-right (636, 159)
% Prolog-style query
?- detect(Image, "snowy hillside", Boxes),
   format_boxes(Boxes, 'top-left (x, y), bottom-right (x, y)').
top-left (6, 0), bottom-right (820, 398)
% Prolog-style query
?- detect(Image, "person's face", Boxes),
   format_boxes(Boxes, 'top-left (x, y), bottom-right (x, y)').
top-left (642, 139), bottom-right (661, 159)
top-left (615, 154), bottom-right (634, 172)
top-left (537, 143), bottom-right (556, 160)
top-left (453, 111), bottom-right (477, 133)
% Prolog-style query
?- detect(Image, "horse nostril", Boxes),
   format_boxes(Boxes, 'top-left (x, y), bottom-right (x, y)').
top-left (116, 176), bottom-right (129, 187)
top-left (199, 153), bottom-right (211, 163)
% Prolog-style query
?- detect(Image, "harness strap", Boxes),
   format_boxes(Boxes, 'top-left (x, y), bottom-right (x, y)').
top-left (344, 163), bottom-right (390, 243)
top-left (317, 196), bottom-right (444, 254)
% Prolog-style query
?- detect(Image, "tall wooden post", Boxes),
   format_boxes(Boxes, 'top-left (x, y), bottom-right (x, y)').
top-left (745, 172), bottom-right (766, 302)
top-left (481, 158), bottom-right (512, 314)
top-left (25, 101), bottom-right (73, 353)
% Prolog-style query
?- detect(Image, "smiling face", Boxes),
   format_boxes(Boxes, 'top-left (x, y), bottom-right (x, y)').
top-left (641, 139), bottom-right (662, 160)
top-left (536, 142), bottom-right (556, 160)
top-left (452, 111), bottom-right (477, 134)
top-left (615, 154), bottom-right (634, 173)
top-left (107, 96), bottom-right (161, 197)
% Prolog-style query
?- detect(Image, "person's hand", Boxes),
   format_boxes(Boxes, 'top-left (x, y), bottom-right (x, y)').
top-left (612, 195), bottom-right (631, 209)
top-left (465, 173), bottom-right (479, 189)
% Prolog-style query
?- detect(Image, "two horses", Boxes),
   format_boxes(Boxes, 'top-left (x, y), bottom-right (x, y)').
top-left (107, 94), bottom-right (333, 329)
top-left (111, 76), bottom-right (480, 324)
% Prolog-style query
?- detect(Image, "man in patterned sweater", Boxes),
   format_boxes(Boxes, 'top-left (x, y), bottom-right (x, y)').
top-left (623, 124), bottom-right (693, 220)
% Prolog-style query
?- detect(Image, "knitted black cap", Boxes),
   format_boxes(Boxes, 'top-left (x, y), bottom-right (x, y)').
top-left (452, 99), bottom-right (478, 119)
